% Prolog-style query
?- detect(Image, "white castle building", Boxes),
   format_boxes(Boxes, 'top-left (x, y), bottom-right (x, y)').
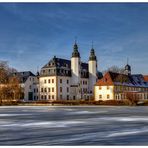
top-left (11, 42), bottom-right (148, 102)
top-left (38, 42), bottom-right (101, 101)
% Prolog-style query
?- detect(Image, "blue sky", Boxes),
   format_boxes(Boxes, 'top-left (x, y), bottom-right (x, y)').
top-left (0, 3), bottom-right (148, 74)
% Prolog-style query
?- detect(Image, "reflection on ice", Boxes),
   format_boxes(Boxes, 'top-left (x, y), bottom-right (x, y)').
top-left (106, 128), bottom-right (148, 137)
top-left (99, 117), bottom-right (148, 122)
top-left (1, 120), bottom-right (85, 128)
top-left (0, 113), bottom-right (31, 117)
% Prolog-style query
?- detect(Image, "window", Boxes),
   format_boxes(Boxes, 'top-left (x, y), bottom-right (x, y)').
top-left (99, 86), bottom-right (102, 90)
top-left (48, 79), bottom-right (50, 83)
top-left (29, 85), bottom-right (31, 89)
top-left (107, 86), bottom-right (109, 90)
top-left (44, 88), bottom-right (47, 92)
top-left (60, 87), bottom-right (62, 93)
top-left (30, 78), bottom-right (31, 81)
top-left (67, 95), bottom-right (69, 100)
top-left (41, 88), bottom-right (43, 92)
top-left (44, 95), bottom-right (47, 99)
top-left (60, 95), bottom-right (62, 99)
top-left (60, 79), bottom-right (62, 83)
top-left (52, 79), bottom-right (54, 83)
top-left (67, 87), bottom-right (69, 93)
top-left (73, 96), bottom-right (76, 100)
top-left (34, 89), bottom-right (35, 93)
top-left (48, 88), bottom-right (50, 92)
top-left (36, 89), bottom-right (38, 93)
top-left (48, 95), bottom-right (50, 100)
top-left (52, 87), bottom-right (54, 92)
top-left (52, 95), bottom-right (54, 99)
top-left (67, 80), bottom-right (69, 84)
top-left (107, 94), bottom-right (110, 99)
top-left (83, 88), bottom-right (85, 93)
top-left (44, 79), bottom-right (46, 83)
top-left (99, 95), bottom-right (102, 99)
top-left (41, 95), bottom-right (43, 99)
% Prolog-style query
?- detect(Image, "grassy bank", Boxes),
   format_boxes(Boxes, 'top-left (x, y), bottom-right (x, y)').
top-left (0, 99), bottom-right (148, 106)
top-left (1, 99), bottom-right (148, 106)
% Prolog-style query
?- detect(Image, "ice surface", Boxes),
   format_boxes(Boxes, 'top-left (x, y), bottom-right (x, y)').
top-left (0, 106), bottom-right (148, 145)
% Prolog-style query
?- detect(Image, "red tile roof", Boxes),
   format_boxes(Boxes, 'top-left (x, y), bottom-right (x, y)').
top-left (143, 75), bottom-right (148, 82)
top-left (95, 71), bottom-right (148, 87)
top-left (95, 72), bottom-right (114, 86)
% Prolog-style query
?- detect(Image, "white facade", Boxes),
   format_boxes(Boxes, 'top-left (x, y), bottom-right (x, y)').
top-left (57, 76), bottom-right (71, 100)
top-left (88, 60), bottom-right (97, 93)
top-left (71, 57), bottom-right (80, 85)
top-left (94, 85), bottom-right (114, 101)
top-left (38, 76), bottom-right (91, 101)
top-left (21, 76), bottom-right (39, 101)
top-left (39, 76), bottom-right (57, 100)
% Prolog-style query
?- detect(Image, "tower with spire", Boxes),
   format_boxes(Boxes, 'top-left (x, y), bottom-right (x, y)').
top-left (124, 58), bottom-right (131, 75)
top-left (88, 41), bottom-right (97, 94)
top-left (71, 39), bottom-right (81, 86)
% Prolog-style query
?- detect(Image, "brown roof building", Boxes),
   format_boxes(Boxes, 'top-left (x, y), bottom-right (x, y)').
top-left (94, 71), bottom-right (148, 101)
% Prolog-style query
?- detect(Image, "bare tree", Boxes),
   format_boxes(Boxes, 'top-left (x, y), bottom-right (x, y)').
top-left (125, 92), bottom-right (140, 106)
top-left (103, 65), bottom-right (125, 74)
top-left (0, 61), bottom-right (9, 84)
top-left (0, 61), bottom-right (21, 105)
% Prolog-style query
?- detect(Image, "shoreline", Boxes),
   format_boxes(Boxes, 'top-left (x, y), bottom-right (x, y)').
top-left (0, 104), bottom-right (147, 107)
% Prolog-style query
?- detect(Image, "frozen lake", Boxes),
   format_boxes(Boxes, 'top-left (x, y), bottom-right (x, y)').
top-left (0, 106), bottom-right (148, 145)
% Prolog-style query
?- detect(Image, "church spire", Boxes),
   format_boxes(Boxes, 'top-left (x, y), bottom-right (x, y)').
top-left (92, 40), bottom-right (94, 49)
top-left (72, 38), bottom-right (80, 58)
top-left (125, 57), bottom-right (131, 75)
top-left (89, 41), bottom-right (97, 61)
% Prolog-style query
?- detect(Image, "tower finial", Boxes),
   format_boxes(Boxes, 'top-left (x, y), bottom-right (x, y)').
top-left (127, 57), bottom-right (129, 65)
top-left (92, 40), bottom-right (93, 49)
top-left (75, 36), bottom-right (77, 44)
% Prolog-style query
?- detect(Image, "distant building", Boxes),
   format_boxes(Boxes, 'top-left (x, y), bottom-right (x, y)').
top-left (12, 71), bottom-right (39, 101)
top-left (94, 64), bottom-right (148, 101)
top-left (39, 42), bottom-right (102, 101)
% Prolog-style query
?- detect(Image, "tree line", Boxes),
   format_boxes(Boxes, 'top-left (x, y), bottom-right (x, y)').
top-left (0, 61), bottom-right (22, 105)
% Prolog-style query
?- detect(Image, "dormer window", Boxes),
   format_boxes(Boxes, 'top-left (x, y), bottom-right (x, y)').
top-left (52, 62), bottom-right (54, 66)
